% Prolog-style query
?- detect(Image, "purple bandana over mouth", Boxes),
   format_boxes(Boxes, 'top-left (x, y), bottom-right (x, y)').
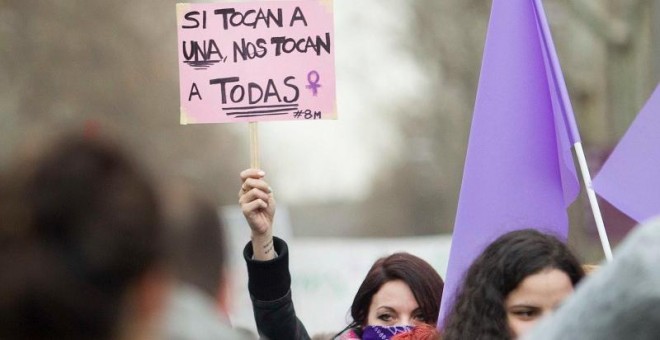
top-left (361, 325), bottom-right (413, 340)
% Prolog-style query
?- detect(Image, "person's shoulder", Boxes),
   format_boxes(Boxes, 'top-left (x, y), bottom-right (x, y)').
top-left (613, 217), bottom-right (660, 272)
top-left (624, 217), bottom-right (660, 246)
top-left (163, 284), bottom-right (257, 339)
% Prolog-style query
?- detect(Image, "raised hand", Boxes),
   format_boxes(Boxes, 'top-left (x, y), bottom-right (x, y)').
top-left (239, 168), bottom-right (276, 260)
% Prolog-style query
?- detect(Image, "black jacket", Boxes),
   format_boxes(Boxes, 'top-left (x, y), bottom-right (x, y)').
top-left (244, 237), bottom-right (311, 340)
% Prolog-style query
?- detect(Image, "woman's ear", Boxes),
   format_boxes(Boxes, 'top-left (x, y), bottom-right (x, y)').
top-left (118, 266), bottom-right (172, 339)
top-left (135, 266), bottom-right (173, 324)
top-left (216, 267), bottom-right (232, 317)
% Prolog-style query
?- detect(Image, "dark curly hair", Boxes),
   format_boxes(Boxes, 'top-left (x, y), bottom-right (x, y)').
top-left (442, 229), bottom-right (584, 340)
top-left (345, 252), bottom-right (444, 334)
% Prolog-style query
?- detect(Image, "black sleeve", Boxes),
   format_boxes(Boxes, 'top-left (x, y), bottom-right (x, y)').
top-left (243, 237), bottom-right (311, 340)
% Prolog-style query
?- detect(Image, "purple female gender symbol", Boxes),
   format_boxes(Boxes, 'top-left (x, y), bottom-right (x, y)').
top-left (305, 70), bottom-right (321, 96)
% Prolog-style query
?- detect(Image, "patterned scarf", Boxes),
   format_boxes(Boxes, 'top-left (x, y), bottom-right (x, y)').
top-left (339, 325), bottom-right (414, 340)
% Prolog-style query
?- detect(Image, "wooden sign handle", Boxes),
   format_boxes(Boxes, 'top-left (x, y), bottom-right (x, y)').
top-left (249, 122), bottom-right (260, 169)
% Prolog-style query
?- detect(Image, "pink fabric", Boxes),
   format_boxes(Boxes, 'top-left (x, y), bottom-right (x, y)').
top-left (338, 328), bottom-right (360, 340)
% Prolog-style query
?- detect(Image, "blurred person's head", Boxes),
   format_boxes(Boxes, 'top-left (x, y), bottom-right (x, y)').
top-left (443, 229), bottom-right (584, 340)
top-left (0, 132), bottom-right (169, 339)
top-left (162, 182), bottom-right (230, 313)
top-left (346, 253), bottom-right (444, 334)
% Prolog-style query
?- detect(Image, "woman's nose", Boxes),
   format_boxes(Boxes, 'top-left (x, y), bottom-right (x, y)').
top-left (396, 315), bottom-right (414, 326)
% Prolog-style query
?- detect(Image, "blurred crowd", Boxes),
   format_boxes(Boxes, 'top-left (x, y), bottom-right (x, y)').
top-left (1, 131), bottom-right (659, 340)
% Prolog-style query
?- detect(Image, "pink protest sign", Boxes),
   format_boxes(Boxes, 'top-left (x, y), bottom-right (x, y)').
top-left (176, 1), bottom-right (336, 124)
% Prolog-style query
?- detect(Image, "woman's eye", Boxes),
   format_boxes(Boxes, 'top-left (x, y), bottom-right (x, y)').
top-left (377, 314), bottom-right (394, 322)
top-left (512, 309), bottom-right (539, 320)
top-left (412, 313), bottom-right (427, 322)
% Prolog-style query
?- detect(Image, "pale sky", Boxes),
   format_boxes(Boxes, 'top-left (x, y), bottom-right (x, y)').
top-left (233, 0), bottom-right (430, 204)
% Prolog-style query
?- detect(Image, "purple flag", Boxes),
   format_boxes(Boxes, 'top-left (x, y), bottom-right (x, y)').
top-left (437, 0), bottom-right (581, 327)
top-left (592, 84), bottom-right (660, 222)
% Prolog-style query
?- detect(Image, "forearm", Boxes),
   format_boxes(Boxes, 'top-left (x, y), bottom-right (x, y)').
top-left (251, 230), bottom-right (276, 261)
top-left (244, 237), bottom-right (311, 340)
top-left (251, 291), bottom-right (311, 340)
top-left (244, 237), bottom-right (291, 301)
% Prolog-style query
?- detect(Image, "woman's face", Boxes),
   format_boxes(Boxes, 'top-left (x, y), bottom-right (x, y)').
top-left (504, 268), bottom-right (574, 338)
top-left (367, 279), bottom-right (426, 327)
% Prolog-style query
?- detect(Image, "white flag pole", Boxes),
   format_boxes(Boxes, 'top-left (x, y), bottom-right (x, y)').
top-left (574, 142), bottom-right (613, 261)
top-left (533, 0), bottom-right (613, 262)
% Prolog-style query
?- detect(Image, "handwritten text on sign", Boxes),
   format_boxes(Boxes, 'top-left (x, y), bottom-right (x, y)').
top-left (176, 1), bottom-right (336, 124)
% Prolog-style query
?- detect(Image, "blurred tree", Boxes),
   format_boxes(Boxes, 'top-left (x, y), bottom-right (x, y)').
top-left (0, 0), bottom-right (245, 204)
top-left (568, 0), bottom-right (655, 138)
top-left (361, 0), bottom-right (491, 235)
top-left (564, 0), bottom-right (657, 260)
top-left (360, 0), bottom-right (657, 262)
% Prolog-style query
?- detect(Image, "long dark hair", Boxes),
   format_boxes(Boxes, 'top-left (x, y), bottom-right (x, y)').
top-left (346, 252), bottom-right (444, 333)
top-left (442, 229), bottom-right (585, 340)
